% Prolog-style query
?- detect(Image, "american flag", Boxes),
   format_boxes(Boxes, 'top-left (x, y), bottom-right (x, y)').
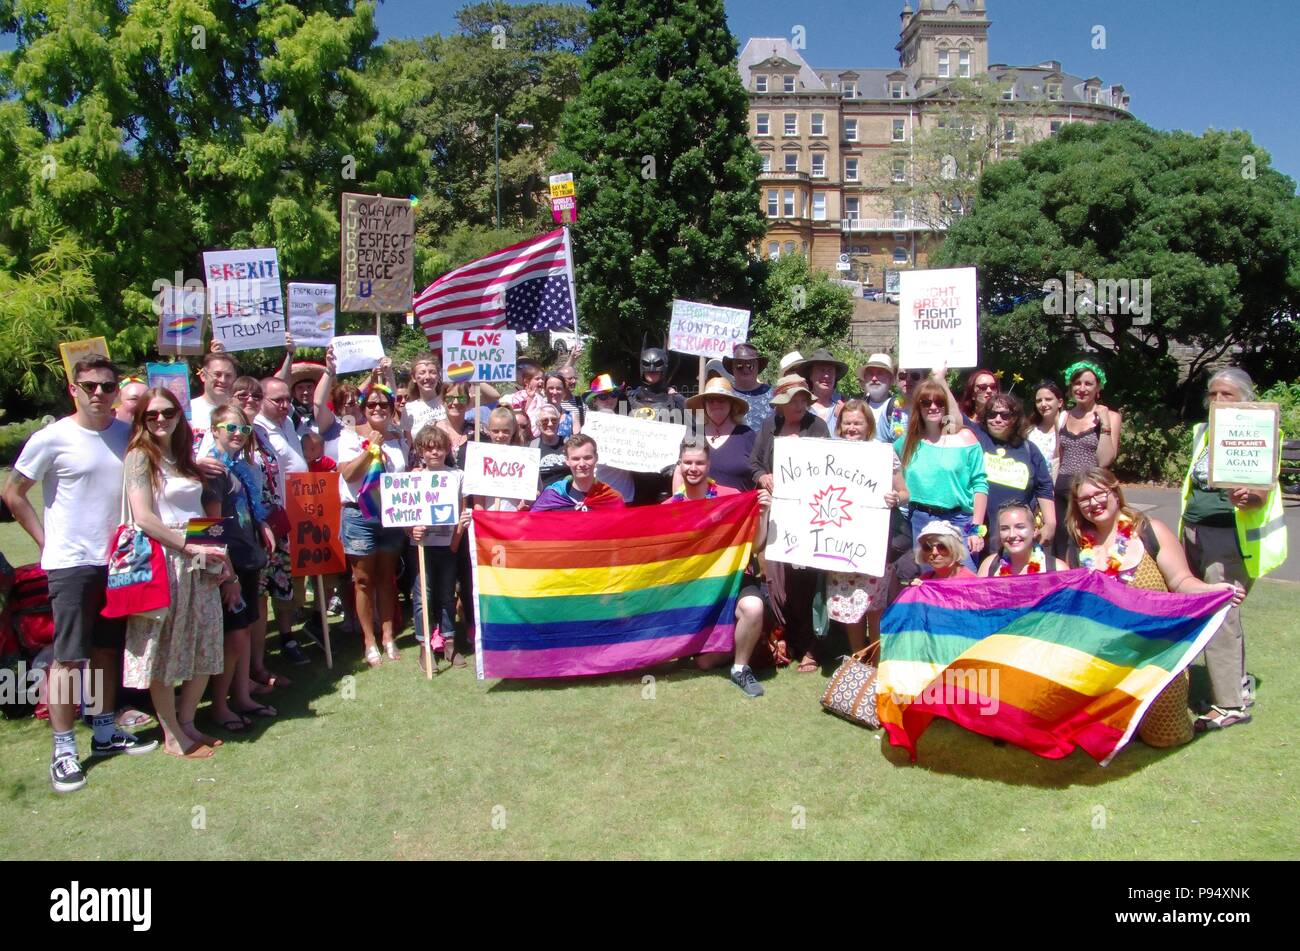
top-left (414, 228), bottom-right (577, 343)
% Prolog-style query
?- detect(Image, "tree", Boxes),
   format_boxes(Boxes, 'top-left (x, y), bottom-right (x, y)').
top-left (876, 77), bottom-right (1052, 231)
top-left (933, 120), bottom-right (1300, 413)
top-left (0, 0), bottom-right (426, 415)
top-left (552, 0), bottom-right (767, 378)
top-left (749, 254), bottom-right (853, 372)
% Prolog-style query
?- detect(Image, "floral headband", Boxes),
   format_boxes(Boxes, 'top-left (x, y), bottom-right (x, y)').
top-left (1062, 360), bottom-right (1107, 391)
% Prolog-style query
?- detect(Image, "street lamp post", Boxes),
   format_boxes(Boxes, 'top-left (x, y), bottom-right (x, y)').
top-left (494, 113), bottom-right (534, 229)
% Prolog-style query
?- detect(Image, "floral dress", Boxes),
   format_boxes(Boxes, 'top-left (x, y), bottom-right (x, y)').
top-left (824, 452), bottom-right (899, 623)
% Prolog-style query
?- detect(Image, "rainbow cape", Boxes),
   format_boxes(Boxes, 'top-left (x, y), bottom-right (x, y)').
top-left (876, 570), bottom-right (1233, 765)
top-left (471, 492), bottom-right (759, 680)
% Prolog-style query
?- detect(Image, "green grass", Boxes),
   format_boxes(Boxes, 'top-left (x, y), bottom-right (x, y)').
top-left (2, 476), bottom-right (1297, 860)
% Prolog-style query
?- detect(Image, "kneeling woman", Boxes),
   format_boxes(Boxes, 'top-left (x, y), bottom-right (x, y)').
top-left (977, 502), bottom-right (1063, 576)
top-left (913, 521), bottom-right (977, 583)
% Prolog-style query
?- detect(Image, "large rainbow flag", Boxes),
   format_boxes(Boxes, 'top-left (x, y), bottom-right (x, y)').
top-left (471, 492), bottom-right (759, 680)
top-left (876, 570), bottom-right (1233, 765)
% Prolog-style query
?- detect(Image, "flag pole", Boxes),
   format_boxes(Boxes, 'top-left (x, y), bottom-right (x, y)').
top-left (418, 545), bottom-right (434, 680)
top-left (561, 226), bottom-right (580, 340)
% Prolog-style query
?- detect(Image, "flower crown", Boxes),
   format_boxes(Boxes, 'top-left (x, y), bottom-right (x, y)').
top-left (1062, 360), bottom-right (1107, 390)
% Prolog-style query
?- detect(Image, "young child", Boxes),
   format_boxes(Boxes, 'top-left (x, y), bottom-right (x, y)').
top-left (472, 407), bottom-right (531, 513)
top-left (301, 431), bottom-right (336, 473)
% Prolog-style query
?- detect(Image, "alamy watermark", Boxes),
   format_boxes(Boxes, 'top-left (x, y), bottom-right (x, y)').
top-left (1042, 271), bottom-right (1151, 326)
top-left (0, 662), bottom-right (105, 712)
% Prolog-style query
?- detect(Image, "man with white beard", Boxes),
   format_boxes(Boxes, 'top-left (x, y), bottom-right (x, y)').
top-left (858, 353), bottom-right (897, 439)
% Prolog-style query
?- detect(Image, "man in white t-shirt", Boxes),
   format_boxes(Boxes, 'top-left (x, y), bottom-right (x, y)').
top-left (4, 355), bottom-right (159, 794)
top-left (189, 349), bottom-right (239, 459)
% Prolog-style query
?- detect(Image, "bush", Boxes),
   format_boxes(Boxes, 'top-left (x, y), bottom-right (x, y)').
top-left (1116, 408), bottom-right (1190, 486)
top-left (1257, 381), bottom-right (1300, 441)
top-left (0, 416), bottom-right (54, 467)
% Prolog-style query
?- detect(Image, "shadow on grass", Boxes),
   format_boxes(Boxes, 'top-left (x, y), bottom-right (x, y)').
top-left (484, 658), bottom-right (764, 694)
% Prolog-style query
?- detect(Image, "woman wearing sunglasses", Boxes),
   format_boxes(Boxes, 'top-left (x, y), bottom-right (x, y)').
top-left (972, 392), bottom-right (1056, 553)
top-left (338, 384), bottom-right (408, 667)
top-left (121, 389), bottom-right (232, 759)
top-left (205, 404), bottom-right (279, 731)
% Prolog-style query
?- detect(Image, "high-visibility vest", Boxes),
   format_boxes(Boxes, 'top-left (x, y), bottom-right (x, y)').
top-left (1179, 423), bottom-right (1287, 579)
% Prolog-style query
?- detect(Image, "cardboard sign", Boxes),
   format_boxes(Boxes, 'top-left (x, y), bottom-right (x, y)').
top-left (581, 412), bottom-right (687, 473)
top-left (379, 471), bottom-right (462, 528)
top-left (146, 362), bottom-right (192, 420)
top-left (330, 334), bottom-right (385, 375)
top-left (548, 173), bottom-right (575, 199)
top-left (897, 266), bottom-right (978, 370)
top-left (462, 442), bottom-right (540, 501)
top-left (203, 248), bottom-right (285, 351)
top-left (58, 337), bottom-right (110, 385)
top-left (668, 300), bottom-right (751, 359)
top-left (287, 283), bottom-right (337, 347)
top-left (156, 285), bottom-right (206, 356)
top-left (285, 472), bottom-right (346, 576)
top-left (1208, 402), bottom-right (1281, 490)
top-left (441, 328), bottom-right (517, 383)
top-left (340, 193), bottom-right (415, 313)
top-left (764, 436), bottom-right (893, 576)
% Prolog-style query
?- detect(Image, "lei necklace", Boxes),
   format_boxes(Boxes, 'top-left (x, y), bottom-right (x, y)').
top-left (1079, 514), bottom-right (1133, 578)
top-left (672, 478), bottom-right (719, 502)
top-left (997, 544), bottom-right (1046, 576)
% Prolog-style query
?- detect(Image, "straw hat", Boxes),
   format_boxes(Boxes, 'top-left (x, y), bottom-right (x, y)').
top-left (290, 362), bottom-right (326, 388)
top-left (685, 377), bottom-right (750, 416)
top-left (768, 373), bottom-right (814, 406)
top-left (858, 353), bottom-right (895, 382)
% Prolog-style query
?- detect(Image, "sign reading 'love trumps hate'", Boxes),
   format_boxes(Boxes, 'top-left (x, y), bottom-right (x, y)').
top-left (441, 328), bottom-right (517, 383)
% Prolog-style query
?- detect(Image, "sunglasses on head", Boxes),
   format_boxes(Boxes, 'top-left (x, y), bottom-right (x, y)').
top-left (75, 380), bottom-right (119, 395)
top-left (217, 423), bottom-right (253, 436)
top-left (143, 408), bottom-right (178, 422)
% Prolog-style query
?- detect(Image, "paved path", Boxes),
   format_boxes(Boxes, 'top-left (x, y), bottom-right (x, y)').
top-left (1121, 485), bottom-right (1300, 583)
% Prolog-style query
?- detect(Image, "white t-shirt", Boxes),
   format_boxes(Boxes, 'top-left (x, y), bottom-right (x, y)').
top-left (336, 429), bottom-right (407, 505)
top-left (14, 416), bottom-right (130, 570)
top-left (189, 393), bottom-right (219, 455)
top-left (402, 398), bottom-right (445, 440)
top-left (255, 413), bottom-right (307, 502)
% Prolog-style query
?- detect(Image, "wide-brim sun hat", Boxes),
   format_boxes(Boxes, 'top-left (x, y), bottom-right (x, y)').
top-left (685, 376), bottom-right (750, 416)
top-left (769, 373), bottom-right (814, 406)
top-left (290, 362), bottom-right (326, 388)
top-left (722, 342), bottom-right (769, 373)
top-left (788, 347), bottom-right (849, 383)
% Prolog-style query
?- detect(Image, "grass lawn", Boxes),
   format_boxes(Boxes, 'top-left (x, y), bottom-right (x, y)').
top-left (2, 474), bottom-right (1297, 860)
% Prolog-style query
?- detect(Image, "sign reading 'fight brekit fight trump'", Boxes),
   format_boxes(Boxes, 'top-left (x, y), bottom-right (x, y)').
top-left (203, 248), bottom-right (285, 351)
top-left (897, 266), bottom-right (978, 370)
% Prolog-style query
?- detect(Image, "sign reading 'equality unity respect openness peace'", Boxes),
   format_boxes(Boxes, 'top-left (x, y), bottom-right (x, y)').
top-left (340, 193), bottom-right (415, 313)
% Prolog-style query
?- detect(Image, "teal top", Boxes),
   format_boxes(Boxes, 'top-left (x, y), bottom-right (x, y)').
top-left (894, 437), bottom-right (988, 513)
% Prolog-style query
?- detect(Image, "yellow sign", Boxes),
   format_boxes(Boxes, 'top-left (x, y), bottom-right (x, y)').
top-left (58, 337), bottom-right (110, 385)
top-left (548, 173), bottom-right (575, 199)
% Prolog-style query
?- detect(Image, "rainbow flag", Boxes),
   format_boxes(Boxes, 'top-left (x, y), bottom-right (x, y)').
top-left (471, 492), bottom-right (759, 679)
top-left (876, 570), bottom-right (1233, 765)
top-left (185, 518), bottom-right (228, 546)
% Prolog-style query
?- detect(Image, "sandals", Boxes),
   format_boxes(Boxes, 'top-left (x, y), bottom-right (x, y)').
top-left (116, 708), bottom-right (153, 729)
top-left (252, 672), bottom-right (292, 689)
top-left (179, 720), bottom-right (223, 748)
top-left (1194, 705), bottom-right (1252, 733)
top-left (233, 703), bottom-right (278, 719)
top-left (213, 714), bottom-right (251, 732)
top-left (383, 640), bottom-right (401, 662)
top-left (797, 654), bottom-right (818, 673)
top-left (165, 742), bottom-right (215, 759)
top-left (365, 646), bottom-right (383, 668)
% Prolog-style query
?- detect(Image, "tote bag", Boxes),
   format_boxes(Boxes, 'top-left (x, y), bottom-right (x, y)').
top-left (102, 464), bottom-right (171, 619)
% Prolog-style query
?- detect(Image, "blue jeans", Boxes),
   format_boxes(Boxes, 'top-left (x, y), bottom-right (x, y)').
top-left (908, 508), bottom-right (977, 572)
top-left (411, 544), bottom-right (458, 643)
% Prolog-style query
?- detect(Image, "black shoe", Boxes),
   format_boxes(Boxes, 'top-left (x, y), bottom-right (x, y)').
top-left (91, 730), bottom-right (160, 756)
top-left (302, 615), bottom-right (327, 647)
top-left (730, 666), bottom-right (764, 698)
top-left (50, 755), bottom-right (87, 793)
top-left (282, 640), bottom-right (311, 666)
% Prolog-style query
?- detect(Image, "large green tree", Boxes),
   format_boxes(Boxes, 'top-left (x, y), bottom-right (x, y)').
top-left (552, 0), bottom-right (766, 377)
top-left (0, 0), bottom-right (425, 414)
top-left (934, 120), bottom-right (1300, 413)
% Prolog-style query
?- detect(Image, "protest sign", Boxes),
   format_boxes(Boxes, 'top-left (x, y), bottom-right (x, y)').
top-left (146, 362), bottom-right (192, 420)
top-left (58, 337), bottom-right (109, 385)
top-left (379, 471), bottom-right (462, 528)
top-left (668, 300), bottom-right (751, 360)
top-left (330, 334), bottom-right (385, 375)
top-left (203, 248), bottom-right (285, 351)
top-left (764, 436), bottom-right (893, 576)
top-left (287, 283), bottom-right (337, 347)
top-left (897, 266), bottom-right (978, 370)
top-left (340, 193), bottom-right (415, 313)
top-left (581, 412), bottom-right (686, 473)
top-left (1208, 402), bottom-right (1281, 490)
top-left (441, 328), bottom-right (516, 383)
top-left (549, 173), bottom-right (578, 224)
top-left (156, 285), bottom-right (205, 356)
top-left (285, 472), bottom-right (346, 577)
top-left (462, 442), bottom-right (540, 501)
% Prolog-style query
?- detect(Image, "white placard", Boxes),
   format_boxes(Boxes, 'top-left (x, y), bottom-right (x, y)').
top-left (379, 470), bottom-right (462, 528)
top-left (1208, 402), bottom-right (1281, 489)
top-left (441, 328), bottom-right (517, 383)
top-left (764, 436), bottom-right (893, 576)
top-left (897, 266), bottom-right (978, 370)
top-left (330, 334), bottom-right (385, 374)
top-left (287, 283), bottom-right (337, 347)
top-left (668, 299), bottom-right (751, 359)
top-left (581, 412), bottom-right (687, 473)
top-left (203, 248), bottom-right (285, 351)
top-left (462, 442), bottom-right (540, 501)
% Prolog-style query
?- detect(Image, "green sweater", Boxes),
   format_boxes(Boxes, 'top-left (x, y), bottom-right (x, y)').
top-left (894, 437), bottom-right (988, 513)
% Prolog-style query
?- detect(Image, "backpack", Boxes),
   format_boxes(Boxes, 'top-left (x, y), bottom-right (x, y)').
top-left (9, 563), bottom-right (54, 653)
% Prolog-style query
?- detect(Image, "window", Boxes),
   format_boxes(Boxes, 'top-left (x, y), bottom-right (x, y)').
top-left (784, 113), bottom-right (797, 136)
top-left (811, 113), bottom-right (825, 136)
top-left (892, 118), bottom-right (906, 142)
top-left (892, 199), bottom-right (907, 225)
top-left (890, 81), bottom-right (904, 99)
top-left (844, 158), bottom-right (859, 181)
top-left (756, 113), bottom-right (770, 135)
top-left (1046, 82), bottom-right (1062, 101)
top-left (761, 152), bottom-right (771, 171)
top-left (812, 194), bottom-right (826, 220)
top-left (783, 74), bottom-right (796, 93)
top-left (893, 247), bottom-right (910, 264)
top-left (755, 75), bottom-right (767, 93)
top-left (784, 153), bottom-right (798, 172)
top-left (1003, 120), bottom-right (1016, 143)
top-left (783, 241), bottom-right (797, 255)
top-left (1050, 120), bottom-right (1063, 135)
top-left (959, 50), bottom-right (971, 78)
top-left (782, 189), bottom-right (795, 217)
top-left (767, 241), bottom-right (780, 259)
top-left (1087, 87), bottom-right (1100, 104)
top-left (938, 51), bottom-right (950, 78)
top-left (892, 160), bottom-right (906, 183)
top-left (766, 190), bottom-right (778, 217)
top-left (844, 197), bottom-right (860, 220)
top-left (844, 118), bottom-right (858, 141)
top-left (842, 81), bottom-right (857, 98)
top-left (811, 153), bottom-right (826, 178)
top-left (1002, 85), bottom-right (1014, 101)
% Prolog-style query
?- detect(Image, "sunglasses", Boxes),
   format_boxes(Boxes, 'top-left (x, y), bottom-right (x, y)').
top-left (217, 423), bottom-right (253, 436)
top-left (899, 372), bottom-right (923, 382)
top-left (234, 391), bottom-right (262, 401)
top-left (143, 408), bottom-right (178, 422)
top-left (974, 382), bottom-right (997, 391)
top-left (444, 396), bottom-right (470, 405)
top-left (921, 541), bottom-right (948, 553)
top-left (919, 397), bottom-right (945, 409)
top-left (988, 409), bottom-right (1016, 420)
top-left (364, 401), bottom-right (392, 410)
top-left (75, 380), bottom-right (119, 395)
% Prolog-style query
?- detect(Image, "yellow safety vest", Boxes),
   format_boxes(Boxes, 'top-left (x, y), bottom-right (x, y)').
top-left (1179, 423), bottom-right (1287, 579)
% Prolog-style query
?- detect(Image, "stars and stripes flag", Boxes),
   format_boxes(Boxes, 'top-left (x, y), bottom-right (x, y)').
top-left (413, 228), bottom-right (578, 344)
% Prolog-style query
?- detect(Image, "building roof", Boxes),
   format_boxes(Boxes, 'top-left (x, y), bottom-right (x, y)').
top-left (737, 38), bottom-right (828, 92)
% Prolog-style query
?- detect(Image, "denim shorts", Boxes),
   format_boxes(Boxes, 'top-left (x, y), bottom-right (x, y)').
top-left (340, 506), bottom-right (407, 558)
